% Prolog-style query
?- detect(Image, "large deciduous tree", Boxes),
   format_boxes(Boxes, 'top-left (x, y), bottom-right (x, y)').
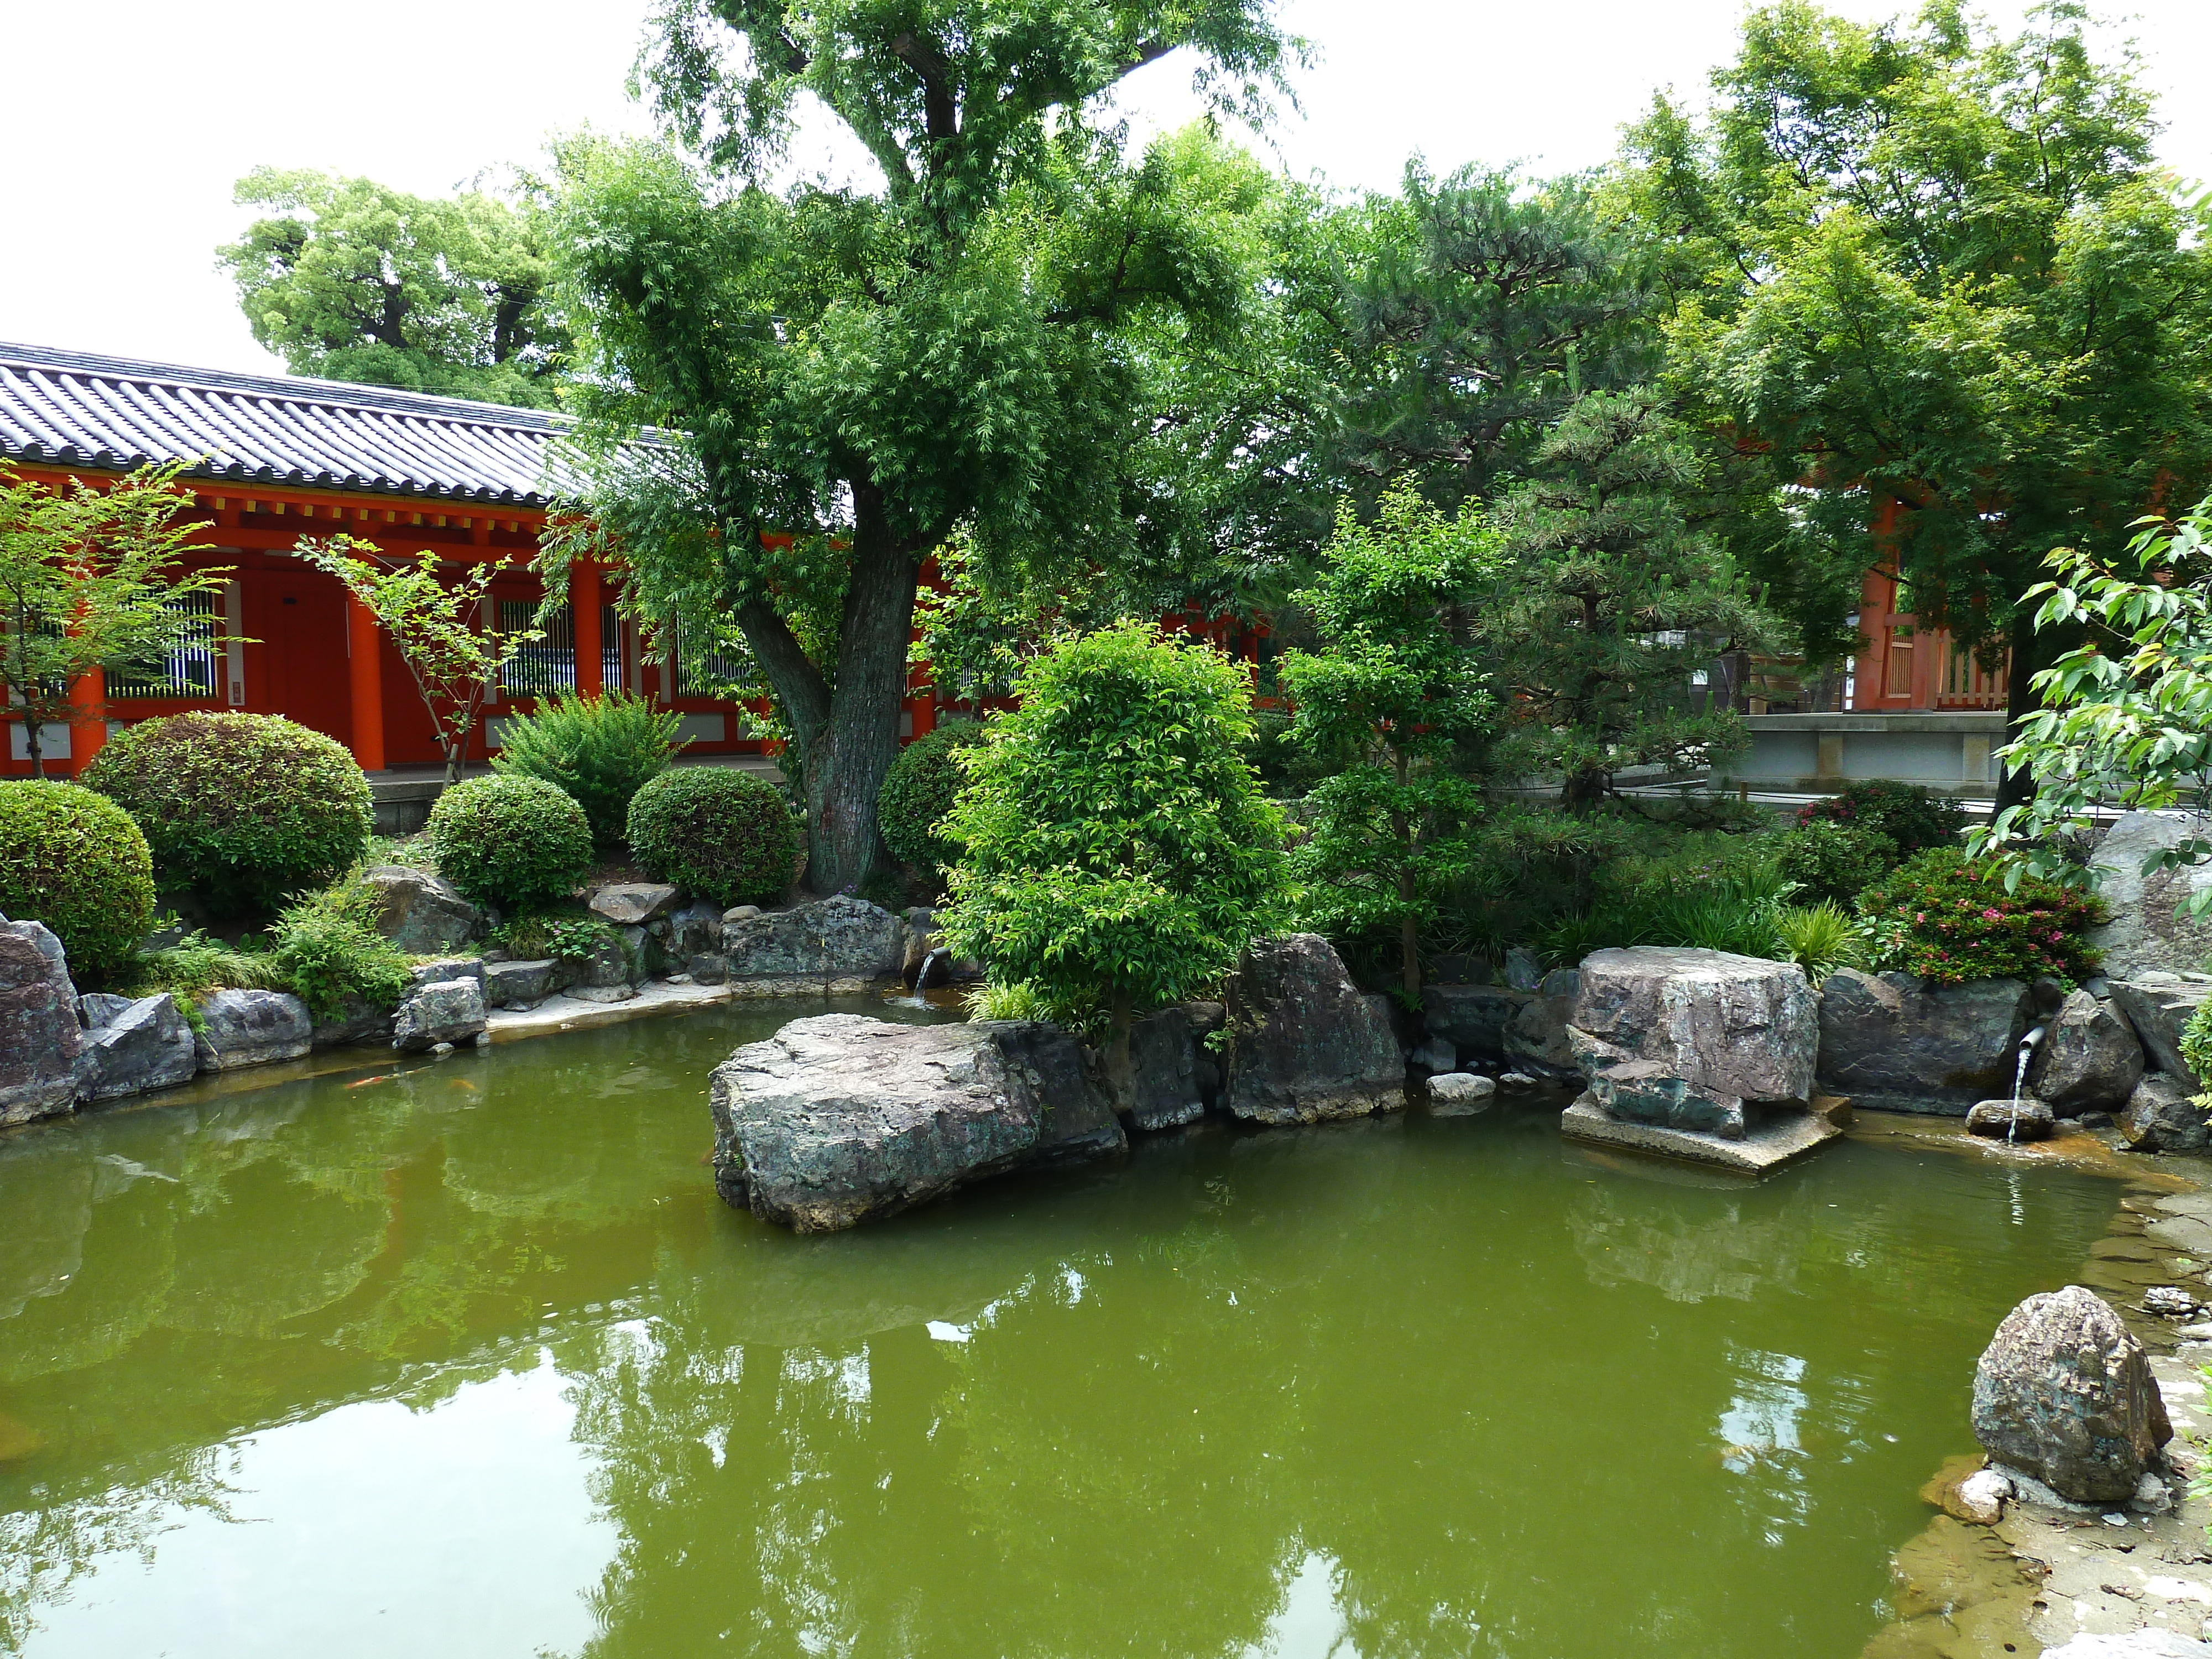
top-left (221, 168), bottom-right (567, 409)
top-left (545, 0), bottom-right (1292, 894)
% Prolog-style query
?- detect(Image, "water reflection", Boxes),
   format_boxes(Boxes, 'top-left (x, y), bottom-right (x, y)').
top-left (0, 1009), bottom-right (2127, 1659)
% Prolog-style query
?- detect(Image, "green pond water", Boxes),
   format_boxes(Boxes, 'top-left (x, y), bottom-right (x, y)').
top-left (0, 998), bottom-right (2130, 1659)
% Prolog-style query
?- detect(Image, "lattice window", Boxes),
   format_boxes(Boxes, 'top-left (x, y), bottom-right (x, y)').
top-left (106, 591), bottom-right (221, 700)
top-left (500, 599), bottom-right (575, 696)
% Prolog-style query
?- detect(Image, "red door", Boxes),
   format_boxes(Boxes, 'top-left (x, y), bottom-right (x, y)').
top-left (262, 569), bottom-right (353, 743)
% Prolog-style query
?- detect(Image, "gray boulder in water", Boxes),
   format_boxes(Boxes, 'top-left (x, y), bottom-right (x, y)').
top-left (1971, 1285), bottom-right (2171, 1502)
top-left (1221, 933), bottom-right (1405, 1125)
top-left (194, 988), bottom-right (312, 1071)
top-left (723, 896), bottom-right (906, 986)
top-left (1964, 1098), bottom-right (2054, 1140)
top-left (710, 1014), bottom-right (1125, 1232)
top-left (1118, 1004), bottom-right (1207, 1131)
top-left (2120, 1073), bottom-right (2209, 1154)
top-left (392, 978), bottom-right (487, 1052)
top-left (74, 993), bottom-right (197, 1103)
top-left (357, 864), bottom-right (481, 955)
top-left (2027, 989), bottom-right (2145, 1114)
top-left (0, 919), bottom-right (82, 1126)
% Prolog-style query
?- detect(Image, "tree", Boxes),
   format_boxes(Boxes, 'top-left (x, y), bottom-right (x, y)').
top-left (936, 622), bottom-right (1288, 1102)
top-left (1279, 483), bottom-right (1497, 999)
top-left (221, 168), bottom-right (567, 409)
top-left (0, 461), bottom-right (226, 778)
top-left (1487, 389), bottom-right (1777, 810)
top-left (542, 0), bottom-right (1293, 894)
top-left (293, 535), bottom-right (541, 782)
top-left (1619, 0), bottom-right (2212, 807)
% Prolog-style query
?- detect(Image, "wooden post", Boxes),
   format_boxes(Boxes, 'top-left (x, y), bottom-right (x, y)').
top-left (346, 592), bottom-right (386, 772)
top-left (65, 667), bottom-right (105, 775)
top-left (572, 561), bottom-right (603, 698)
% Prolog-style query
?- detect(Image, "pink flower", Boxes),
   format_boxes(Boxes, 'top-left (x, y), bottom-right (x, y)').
top-left (1982, 909), bottom-right (2001, 921)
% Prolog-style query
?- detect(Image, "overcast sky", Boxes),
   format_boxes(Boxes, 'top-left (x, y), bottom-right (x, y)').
top-left (6, 0), bottom-right (2208, 376)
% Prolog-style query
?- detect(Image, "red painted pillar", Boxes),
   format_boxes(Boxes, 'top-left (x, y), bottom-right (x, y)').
top-left (65, 667), bottom-right (105, 776)
top-left (346, 593), bottom-right (386, 772)
top-left (572, 561), bottom-right (603, 698)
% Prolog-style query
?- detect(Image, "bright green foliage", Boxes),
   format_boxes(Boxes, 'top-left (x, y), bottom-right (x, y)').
top-left (219, 168), bottom-right (565, 409)
top-left (1541, 838), bottom-right (1793, 965)
top-left (624, 768), bottom-right (796, 909)
top-left (267, 883), bottom-right (413, 1021)
top-left (427, 775), bottom-right (594, 914)
top-left (962, 979), bottom-right (1055, 1022)
top-left (1858, 848), bottom-right (2101, 985)
top-left (1775, 901), bottom-right (1865, 985)
top-left (1488, 389), bottom-right (1776, 807)
top-left (83, 712), bottom-right (372, 917)
top-left (116, 934), bottom-right (290, 1015)
top-left (492, 691), bottom-right (684, 846)
top-left (1973, 499), bottom-right (2212, 906)
top-left (1797, 780), bottom-right (1965, 859)
top-left (877, 721), bottom-right (985, 884)
top-left (2180, 1002), bottom-right (2212, 1109)
top-left (1621, 2), bottom-right (2212, 782)
top-left (295, 535), bottom-right (541, 784)
top-left (0, 460), bottom-right (228, 778)
top-left (1777, 821), bottom-right (1900, 907)
top-left (1280, 484), bottom-right (1498, 997)
top-left (490, 909), bottom-right (627, 966)
top-left (0, 781), bottom-right (155, 981)
top-left (936, 623), bottom-right (1290, 1061)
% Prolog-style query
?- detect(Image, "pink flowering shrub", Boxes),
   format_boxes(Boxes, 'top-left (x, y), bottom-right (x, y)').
top-left (1856, 848), bottom-right (2103, 985)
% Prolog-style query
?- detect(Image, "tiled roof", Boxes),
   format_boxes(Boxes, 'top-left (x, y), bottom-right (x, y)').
top-left (0, 341), bottom-right (578, 508)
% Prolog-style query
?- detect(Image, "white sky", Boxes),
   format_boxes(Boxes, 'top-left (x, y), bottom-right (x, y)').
top-left (4, 0), bottom-right (2208, 376)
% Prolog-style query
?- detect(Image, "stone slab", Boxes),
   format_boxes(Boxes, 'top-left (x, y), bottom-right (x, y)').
top-left (1558, 1093), bottom-right (1843, 1173)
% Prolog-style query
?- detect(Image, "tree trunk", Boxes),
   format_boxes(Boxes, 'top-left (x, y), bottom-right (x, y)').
top-left (22, 717), bottom-right (42, 780)
top-left (1393, 748), bottom-right (1420, 1000)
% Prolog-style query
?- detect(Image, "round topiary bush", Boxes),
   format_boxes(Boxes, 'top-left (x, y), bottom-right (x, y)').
top-left (1777, 820), bottom-right (1900, 907)
top-left (626, 766), bottom-right (796, 908)
top-left (427, 774), bottom-right (594, 913)
top-left (1795, 779), bottom-right (1965, 859)
top-left (81, 712), bottom-right (372, 916)
top-left (877, 720), bottom-right (984, 880)
top-left (0, 780), bottom-right (156, 980)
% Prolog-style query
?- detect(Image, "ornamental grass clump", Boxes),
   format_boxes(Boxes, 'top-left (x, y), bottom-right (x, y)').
top-left (427, 774), bottom-right (594, 914)
top-left (0, 780), bottom-right (156, 981)
top-left (625, 767), bottom-right (796, 908)
top-left (936, 622), bottom-right (1290, 1095)
top-left (1858, 848), bottom-right (2101, 985)
top-left (82, 712), bottom-right (372, 916)
top-left (491, 690), bottom-right (684, 844)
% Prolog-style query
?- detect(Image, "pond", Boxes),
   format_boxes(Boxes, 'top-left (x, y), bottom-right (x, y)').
top-left (0, 998), bottom-right (2127, 1659)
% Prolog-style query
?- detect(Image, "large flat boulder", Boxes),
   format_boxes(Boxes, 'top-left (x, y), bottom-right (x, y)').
top-left (710, 1014), bottom-right (1124, 1232)
top-left (357, 864), bottom-right (481, 955)
top-left (2027, 989), bottom-right (2145, 1114)
top-left (2087, 810), bottom-right (2212, 979)
top-left (0, 920), bottom-right (82, 1127)
top-left (588, 882), bottom-right (681, 926)
top-left (2108, 976), bottom-right (2211, 1087)
top-left (1222, 933), bottom-right (1406, 1125)
top-left (194, 989), bottom-right (312, 1071)
top-left (723, 896), bottom-right (906, 990)
top-left (1971, 1285), bottom-right (2171, 1503)
top-left (74, 993), bottom-right (197, 1104)
top-left (484, 958), bottom-right (559, 1010)
top-left (1815, 969), bottom-right (2034, 1112)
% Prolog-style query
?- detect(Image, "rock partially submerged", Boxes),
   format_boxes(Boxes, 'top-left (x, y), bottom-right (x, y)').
top-left (392, 978), bottom-right (487, 1052)
top-left (1816, 969), bottom-right (2034, 1111)
top-left (1426, 1072), bottom-right (1496, 1116)
top-left (710, 1014), bottom-right (1124, 1232)
top-left (193, 989), bottom-right (312, 1071)
top-left (1965, 1098), bottom-right (2055, 1140)
top-left (2028, 989), bottom-right (2145, 1114)
top-left (1221, 933), bottom-right (1405, 1125)
top-left (1971, 1285), bottom-right (2172, 1503)
top-left (0, 920), bottom-right (81, 1127)
top-left (73, 993), bottom-right (196, 1104)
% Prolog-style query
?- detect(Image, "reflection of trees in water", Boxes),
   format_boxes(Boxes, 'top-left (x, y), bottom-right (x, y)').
top-left (1568, 1185), bottom-right (1813, 1305)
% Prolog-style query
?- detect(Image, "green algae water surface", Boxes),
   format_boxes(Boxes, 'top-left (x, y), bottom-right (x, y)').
top-left (0, 999), bottom-right (2122, 1659)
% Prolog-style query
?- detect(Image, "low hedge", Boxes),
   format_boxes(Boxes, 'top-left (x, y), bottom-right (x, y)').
top-left (1796, 780), bottom-right (1964, 860)
top-left (1777, 820), bottom-right (1899, 907)
top-left (428, 774), bottom-right (594, 913)
top-left (877, 721), bottom-right (984, 880)
top-left (0, 780), bottom-right (155, 980)
top-left (82, 712), bottom-right (371, 916)
top-left (627, 767), bottom-right (795, 908)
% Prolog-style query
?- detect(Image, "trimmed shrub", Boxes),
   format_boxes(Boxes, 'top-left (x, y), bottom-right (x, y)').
top-left (0, 780), bottom-right (156, 980)
top-left (82, 712), bottom-right (372, 916)
top-left (1777, 820), bottom-right (1900, 906)
top-left (877, 720), bottom-right (984, 880)
top-left (492, 690), bottom-right (683, 844)
top-left (1796, 780), bottom-right (1965, 859)
top-left (427, 774), bottom-right (593, 912)
top-left (1858, 848), bottom-right (2103, 985)
top-left (626, 766), bottom-right (796, 908)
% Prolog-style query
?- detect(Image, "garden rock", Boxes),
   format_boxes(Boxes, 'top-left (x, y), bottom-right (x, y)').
top-left (408, 957), bottom-right (484, 990)
top-left (76, 992), bottom-right (136, 1027)
top-left (588, 883), bottom-right (682, 926)
top-left (1426, 1072), bottom-right (1495, 1116)
top-left (686, 954), bottom-right (729, 985)
top-left (1569, 947), bottom-right (1819, 1109)
top-left (72, 993), bottom-right (197, 1104)
top-left (1584, 1058), bottom-right (1750, 1139)
top-left (1119, 1005), bottom-right (1206, 1131)
top-left (1222, 933), bottom-right (1406, 1124)
top-left (311, 994), bottom-right (394, 1047)
top-left (667, 901), bottom-right (724, 958)
top-left (1815, 969), bottom-right (2034, 1110)
top-left (1408, 1036), bottom-right (1457, 1074)
top-left (568, 935), bottom-right (639, 1003)
top-left (194, 989), bottom-right (312, 1071)
top-left (484, 958), bottom-right (557, 1009)
top-left (1964, 1098), bottom-right (2054, 1140)
top-left (2120, 1074), bottom-right (2209, 1154)
top-left (0, 919), bottom-right (80, 1126)
top-left (709, 1013), bottom-right (1124, 1232)
top-left (1505, 973), bottom-right (1582, 1080)
top-left (2109, 976), bottom-right (2212, 1086)
top-left (1422, 984), bottom-right (1530, 1064)
top-left (2028, 989), bottom-right (2146, 1113)
top-left (392, 978), bottom-right (487, 1052)
top-left (2086, 810), bottom-right (2212, 979)
top-left (723, 896), bottom-right (906, 987)
top-left (1971, 1285), bottom-right (2171, 1503)
top-left (357, 864), bottom-right (481, 954)
top-left (1503, 946), bottom-right (1545, 991)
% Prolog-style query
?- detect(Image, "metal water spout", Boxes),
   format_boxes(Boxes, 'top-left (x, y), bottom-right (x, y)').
top-left (2009, 1025), bottom-right (2047, 1144)
top-left (915, 947), bottom-right (950, 991)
